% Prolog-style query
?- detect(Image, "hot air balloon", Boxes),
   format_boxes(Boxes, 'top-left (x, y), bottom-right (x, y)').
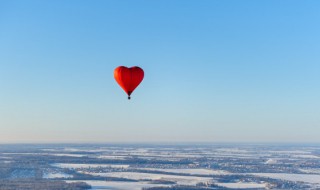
top-left (114, 66), bottom-right (144, 100)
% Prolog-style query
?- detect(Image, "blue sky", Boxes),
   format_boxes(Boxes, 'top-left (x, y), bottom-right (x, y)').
top-left (0, 0), bottom-right (319, 143)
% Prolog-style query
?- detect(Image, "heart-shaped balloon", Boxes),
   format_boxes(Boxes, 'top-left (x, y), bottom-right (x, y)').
top-left (114, 66), bottom-right (144, 99)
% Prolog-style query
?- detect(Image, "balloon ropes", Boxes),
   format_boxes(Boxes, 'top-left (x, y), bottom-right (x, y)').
top-left (114, 66), bottom-right (144, 100)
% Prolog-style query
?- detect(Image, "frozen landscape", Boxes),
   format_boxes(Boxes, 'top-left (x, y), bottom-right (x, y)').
top-left (0, 144), bottom-right (320, 189)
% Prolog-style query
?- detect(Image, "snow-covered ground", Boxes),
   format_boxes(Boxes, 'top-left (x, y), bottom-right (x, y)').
top-left (1, 160), bottom-right (12, 164)
top-left (216, 148), bottom-right (250, 153)
top-left (250, 173), bottom-right (320, 184)
top-left (299, 168), bottom-right (320, 174)
top-left (268, 150), bottom-right (312, 154)
top-left (83, 172), bottom-right (213, 186)
top-left (216, 182), bottom-right (267, 189)
top-left (0, 156), bottom-right (11, 159)
top-left (143, 168), bottom-right (230, 175)
top-left (52, 163), bottom-right (130, 169)
top-left (3, 144), bottom-right (320, 189)
top-left (265, 159), bottom-right (277, 164)
top-left (292, 154), bottom-right (320, 159)
top-left (3, 152), bottom-right (85, 157)
top-left (43, 172), bottom-right (73, 179)
top-left (97, 155), bottom-right (127, 160)
top-left (65, 180), bottom-right (171, 190)
top-left (51, 153), bottom-right (85, 157)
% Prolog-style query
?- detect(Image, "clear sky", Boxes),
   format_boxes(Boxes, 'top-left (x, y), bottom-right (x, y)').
top-left (0, 0), bottom-right (319, 143)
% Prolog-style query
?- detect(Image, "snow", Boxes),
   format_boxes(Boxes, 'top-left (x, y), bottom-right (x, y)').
top-left (97, 155), bottom-right (127, 160)
top-left (83, 172), bottom-right (213, 186)
top-left (52, 163), bottom-right (129, 169)
top-left (3, 153), bottom-right (43, 155)
top-left (216, 182), bottom-right (267, 189)
top-left (63, 148), bottom-right (82, 152)
top-left (41, 148), bottom-right (57, 152)
top-left (144, 168), bottom-right (230, 175)
top-left (51, 153), bottom-right (85, 157)
top-left (43, 172), bottom-right (73, 179)
top-left (250, 173), bottom-right (320, 184)
top-left (292, 155), bottom-right (320, 159)
top-left (265, 159), bottom-right (277, 164)
top-left (3, 152), bottom-right (85, 157)
top-left (65, 180), bottom-right (171, 190)
top-left (299, 168), bottom-right (320, 174)
top-left (216, 148), bottom-right (250, 153)
top-left (0, 156), bottom-right (12, 159)
top-left (268, 150), bottom-right (311, 154)
top-left (62, 148), bottom-right (111, 153)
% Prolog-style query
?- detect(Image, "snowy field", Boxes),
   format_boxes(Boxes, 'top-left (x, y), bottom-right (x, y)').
top-left (66, 180), bottom-right (171, 190)
top-left (216, 182), bottom-right (267, 189)
top-left (52, 163), bottom-right (130, 169)
top-left (143, 168), bottom-right (230, 175)
top-left (2, 144), bottom-right (320, 189)
top-left (250, 173), bottom-right (320, 184)
top-left (43, 172), bottom-right (73, 179)
top-left (83, 172), bottom-right (214, 186)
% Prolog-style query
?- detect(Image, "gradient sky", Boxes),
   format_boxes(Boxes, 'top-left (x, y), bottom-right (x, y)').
top-left (0, 0), bottom-right (319, 143)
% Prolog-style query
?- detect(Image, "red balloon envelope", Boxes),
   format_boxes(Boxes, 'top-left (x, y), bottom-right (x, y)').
top-left (114, 66), bottom-right (144, 99)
